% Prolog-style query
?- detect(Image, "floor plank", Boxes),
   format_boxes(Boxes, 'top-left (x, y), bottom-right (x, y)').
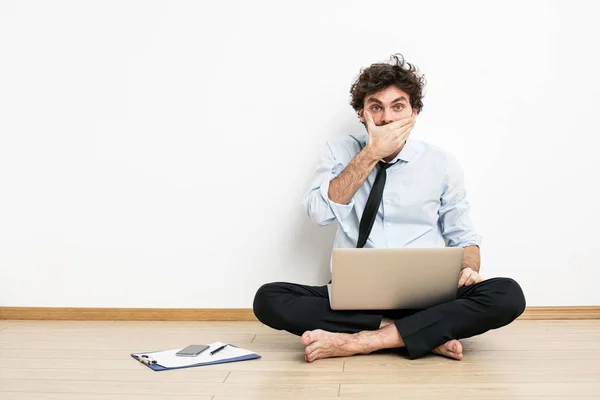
top-left (0, 394), bottom-right (212, 400)
top-left (227, 368), bottom-right (600, 384)
top-left (339, 382), bottom-right (600, 399)
top-left (343, 350), bottom-right (600, 371)
top-left (0, 368), bottom-right (228, 382)
top-left (0, 380), bottom-right (340, 397)
top-left (0, 348), bottom-right (311, 362)
top-left (0, 357), bottom-right (343, 372)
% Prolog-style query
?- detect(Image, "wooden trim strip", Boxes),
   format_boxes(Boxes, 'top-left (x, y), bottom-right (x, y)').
top-left (0, 306), bottom-right (599, 321)
top-left (0, 307), bottom-right (257, 321)
top-left (519, 306), bottom-right (600, 320)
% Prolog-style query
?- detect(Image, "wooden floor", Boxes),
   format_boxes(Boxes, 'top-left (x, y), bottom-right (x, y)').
top-left (0, 320), bottom-right (599, 399)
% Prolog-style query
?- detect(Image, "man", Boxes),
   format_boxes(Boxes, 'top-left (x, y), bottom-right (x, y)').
top-left (253, 54), bottom-right (525, 362)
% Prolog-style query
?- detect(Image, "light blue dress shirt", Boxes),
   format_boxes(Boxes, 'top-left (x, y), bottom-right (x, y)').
top-left (303, 134), bottom-right (482, 251)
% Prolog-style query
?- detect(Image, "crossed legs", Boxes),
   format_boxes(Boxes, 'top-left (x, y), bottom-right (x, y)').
top-left (253, 278), bottom-right (526, 361)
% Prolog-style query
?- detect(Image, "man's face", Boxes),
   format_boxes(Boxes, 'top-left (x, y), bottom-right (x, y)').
top-left (358, 85), bottom-right (417, 126)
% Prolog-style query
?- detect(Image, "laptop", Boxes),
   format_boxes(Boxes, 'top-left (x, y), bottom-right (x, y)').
top-left (328, 247), bottom-right (464, 310)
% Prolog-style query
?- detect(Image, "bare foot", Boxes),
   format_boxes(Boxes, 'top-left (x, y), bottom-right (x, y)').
top-left (301, 329), bottom-right (367, 363)
top-left (379, 318), bottom-right (394, 329)
top-left (432, 339), bottom-right (463, 361)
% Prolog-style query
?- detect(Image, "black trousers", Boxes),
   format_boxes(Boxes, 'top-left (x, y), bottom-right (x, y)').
top-left (253, 277), bottom-right (526, 359)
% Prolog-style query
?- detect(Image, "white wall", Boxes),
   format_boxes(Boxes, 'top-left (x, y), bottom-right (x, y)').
top-left (1, 0), bottom-right (598, 308)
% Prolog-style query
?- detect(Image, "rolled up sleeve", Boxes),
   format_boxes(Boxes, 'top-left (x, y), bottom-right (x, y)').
top-left (302, 141), bottom-right (356, 226)
top-left (438, 152), bottom-right (482, 248)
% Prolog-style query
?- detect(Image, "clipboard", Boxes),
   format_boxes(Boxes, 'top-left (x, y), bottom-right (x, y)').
top-left (131, 341), bottom-right (261, 371)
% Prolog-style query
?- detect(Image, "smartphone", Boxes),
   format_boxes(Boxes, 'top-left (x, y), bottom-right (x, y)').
top-left (176, 344), bottom-right (210, 357)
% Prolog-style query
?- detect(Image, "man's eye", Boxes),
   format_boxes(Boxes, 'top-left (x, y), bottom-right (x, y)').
top-left (372, 106), bottom-right (381, 111)
top-left (394, 104), bottom-right (404, 110)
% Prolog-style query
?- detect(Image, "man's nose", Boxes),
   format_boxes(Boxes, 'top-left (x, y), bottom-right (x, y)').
top-left (382, 108), bottom-right (394, 124)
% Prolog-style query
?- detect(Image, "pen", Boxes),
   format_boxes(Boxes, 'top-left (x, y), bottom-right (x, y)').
top-left (210, 344), bottom-right (228, 355)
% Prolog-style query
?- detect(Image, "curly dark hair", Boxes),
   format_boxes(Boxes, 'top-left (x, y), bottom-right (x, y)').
top-left (350, 53), bottom-right (426, 116)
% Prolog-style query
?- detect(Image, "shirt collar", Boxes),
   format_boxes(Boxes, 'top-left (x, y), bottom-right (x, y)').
top-left (388, 138), bottom-right (417, 163)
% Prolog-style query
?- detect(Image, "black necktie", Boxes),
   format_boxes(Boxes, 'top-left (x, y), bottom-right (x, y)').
top-left (357, 161), bottom-right (397, 248)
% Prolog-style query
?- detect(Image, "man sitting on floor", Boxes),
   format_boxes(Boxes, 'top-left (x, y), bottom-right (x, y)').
top-left (253, 54), bottom-right (526, 362)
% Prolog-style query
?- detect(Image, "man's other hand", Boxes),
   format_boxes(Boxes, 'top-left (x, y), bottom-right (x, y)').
top-left (458, 267), bottom-right (483, 288)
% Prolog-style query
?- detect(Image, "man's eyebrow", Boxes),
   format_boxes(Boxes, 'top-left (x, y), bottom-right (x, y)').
top-left (366, 98), bottom-right (383, 105)
top-left (391, 96), bottom-right (408, 103)
top-left (366, 96), bottom-right (408, 105)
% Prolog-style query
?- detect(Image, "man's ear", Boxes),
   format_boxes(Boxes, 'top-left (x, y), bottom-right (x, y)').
top-left (411, 109), bottom-right (418, 118)
top-left (358, 109), bottom-right (365, 123)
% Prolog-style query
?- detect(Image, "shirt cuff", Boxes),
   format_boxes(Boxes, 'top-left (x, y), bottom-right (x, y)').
top-left (453, 235), bottom-right (483, 248)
